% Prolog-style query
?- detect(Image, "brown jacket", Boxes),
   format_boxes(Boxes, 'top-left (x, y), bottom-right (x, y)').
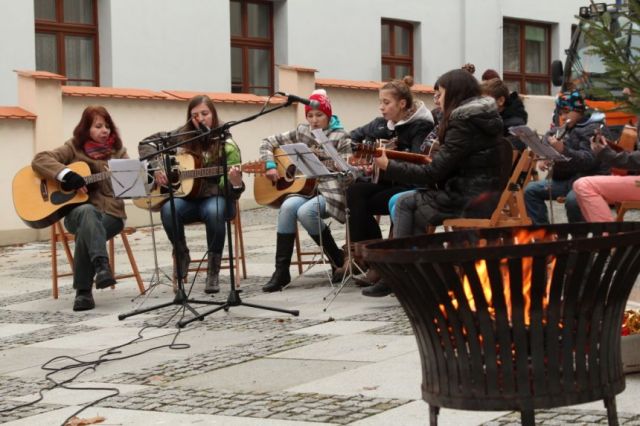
top-left (31, 139), bottom-right (129, 219)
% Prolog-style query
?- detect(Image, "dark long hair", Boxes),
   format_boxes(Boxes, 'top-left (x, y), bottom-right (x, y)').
top-left (436, 69), bottom-right (481, 141)
top-left (72, 105), bottom-right (122, 150)
top-left (179, 95), bottom-right (221, 153)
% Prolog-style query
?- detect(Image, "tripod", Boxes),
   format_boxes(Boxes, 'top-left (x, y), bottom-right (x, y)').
top-left (119, 133), bottom-right (227, 324)
top-left (323, 172), bottom-right (365, 311)
top-left (131, 198), bottom-right (172, 301)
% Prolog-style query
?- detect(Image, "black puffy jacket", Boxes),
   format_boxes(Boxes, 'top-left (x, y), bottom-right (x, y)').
top-left (349, 101), bottom-right (434, 153)
top-left (384, 96), bottom-right (509, 223)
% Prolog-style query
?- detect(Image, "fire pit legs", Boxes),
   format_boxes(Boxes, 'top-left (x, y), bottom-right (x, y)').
top-left (361, 222), bottom-right (640, 426)
top-left (605, 397), bottom-right (619, 426)
top-left (521, 410), bottom-right (534, 425)
top-left (429, 405), bottom-right (439, 426)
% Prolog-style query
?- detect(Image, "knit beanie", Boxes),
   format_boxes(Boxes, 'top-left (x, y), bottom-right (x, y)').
top-left (555, 90), bottom-right (586, 113)
top-left (305, 89), bottom-right (332, 118)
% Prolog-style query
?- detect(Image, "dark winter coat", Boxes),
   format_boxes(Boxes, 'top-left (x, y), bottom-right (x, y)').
top-left (384, 96), bottom-right (509, 225)
top-left (502, 92), bottom-right (528, 151)
top-left (546, 112), bottom-right (610, 181)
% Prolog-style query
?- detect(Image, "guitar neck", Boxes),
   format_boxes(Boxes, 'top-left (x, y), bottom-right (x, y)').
top-left (369, 149), bottom-right (431, 164)
top-left (84, 170), bottom-right (111, 184)
top-left (180, 166), bottom-right (223, 180)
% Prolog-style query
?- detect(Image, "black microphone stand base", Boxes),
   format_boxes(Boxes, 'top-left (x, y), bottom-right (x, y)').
top-left (176, 288), bottom-right (299, 328)
top-left (117, 286), bottom-right (226, 322)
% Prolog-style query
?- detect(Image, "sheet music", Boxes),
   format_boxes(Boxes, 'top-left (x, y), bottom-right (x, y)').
top-left (509, 125), bottom-right (569, 162)
top-left (311, 128), bottom-right (358, 174)
top-left (279, 143), bottom-right (332, 178)
top-left (108, 159), bottom-right (150, 198)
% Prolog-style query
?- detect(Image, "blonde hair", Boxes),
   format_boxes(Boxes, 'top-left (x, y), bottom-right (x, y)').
top-left (381, 75), bottom-right (415, 110)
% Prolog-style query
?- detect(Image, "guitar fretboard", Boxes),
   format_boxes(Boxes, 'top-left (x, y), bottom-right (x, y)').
top-left (180, 166), bottom-right (223, 179)
top-left (83, 171), bottom-right (111, 184)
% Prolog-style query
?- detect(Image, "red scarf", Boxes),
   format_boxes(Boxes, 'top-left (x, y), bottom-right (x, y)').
top-left (83, 134), bottom-right (115, 160)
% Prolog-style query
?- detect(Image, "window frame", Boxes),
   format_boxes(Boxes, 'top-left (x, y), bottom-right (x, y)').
top-left (35, 0), bottom-right (99, 86)
top-left (381, 19), bottom-right (414, 81)
top-left (230, 0), bottom-right (274, 95)
top-left (502, 18), bottom-right (551, 95)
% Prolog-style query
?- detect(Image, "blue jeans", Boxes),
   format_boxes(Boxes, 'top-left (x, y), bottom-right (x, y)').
top-left (64, 204), bottom-right (124, 291)
top-left (277, 195), bottom-right (327, 236)
top-left (161, 196), bottom-right (234, 254)
top-left (524, 179), bottom-right (584, 225)
top-left (388, 190), bottom-right (417, 225)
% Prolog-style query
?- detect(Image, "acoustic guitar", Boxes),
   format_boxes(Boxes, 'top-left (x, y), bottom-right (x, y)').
top-left (599, 124), bottom-right (637, 176)
top-left (253, 147), bottom-right (318, 208)
top-left (13, 161), bottom-right (111, 229)
top-left (133, 153), bottom-right (265, 211)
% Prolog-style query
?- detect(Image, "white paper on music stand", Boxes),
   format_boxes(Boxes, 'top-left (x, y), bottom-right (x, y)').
top-left (509, 125), bottom-right (569, 162)
top-left (311, 128), bottom-right (357, 174)
top-left (108, 159), bottom-right (150, 198)
top-left (279, 143), bottom-right (331, 178)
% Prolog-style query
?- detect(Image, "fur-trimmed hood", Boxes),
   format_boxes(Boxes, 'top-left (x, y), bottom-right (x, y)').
top-left (450, 96), bottom-right (503, 137)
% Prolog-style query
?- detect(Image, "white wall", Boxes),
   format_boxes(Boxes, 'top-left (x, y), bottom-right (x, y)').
top-left (103, 0), bottom-right (231, 92)
top-left (0, 1), bottom-right (35, 106)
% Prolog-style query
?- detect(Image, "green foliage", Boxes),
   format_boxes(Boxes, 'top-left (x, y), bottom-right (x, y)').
top-left (580, 0), bottom-right (640, 116)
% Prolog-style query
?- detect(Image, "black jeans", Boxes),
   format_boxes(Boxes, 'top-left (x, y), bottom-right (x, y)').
top-left (346, 181), bottom-right (409, 242)
top-left (64, 204), bottom-right (124, 291)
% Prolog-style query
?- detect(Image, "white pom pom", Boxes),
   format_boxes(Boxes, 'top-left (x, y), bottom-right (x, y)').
top-left (311, 89), bottom-right (327, 97)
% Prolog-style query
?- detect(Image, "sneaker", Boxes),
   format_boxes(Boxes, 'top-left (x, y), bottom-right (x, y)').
top-left (73, 290), bottom-right (95, 311)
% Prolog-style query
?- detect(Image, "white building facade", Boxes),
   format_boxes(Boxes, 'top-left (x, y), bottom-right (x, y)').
top-left (1, 0), bottom-right (590, 106)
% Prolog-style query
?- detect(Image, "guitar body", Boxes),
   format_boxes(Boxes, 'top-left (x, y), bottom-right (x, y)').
top-left (132, 153), bottom-right (266, 211)
top-left (253, 147), bottom-right (317, 208)
top-left (132, 153), bottom-right (198, 211)
top-left (13, 162), bottom-right (90, 229)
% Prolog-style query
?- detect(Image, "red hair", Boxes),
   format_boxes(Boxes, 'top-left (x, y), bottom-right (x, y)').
top-left (72, 106), bottom-right (122, 150)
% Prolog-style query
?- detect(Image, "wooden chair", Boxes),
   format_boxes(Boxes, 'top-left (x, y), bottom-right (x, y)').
top-left (291, 224), bottom-right (329, 275)
top-left (443, 149), bottom-right (535, 230)
top-left (615, 201), bottom-right (640, 221)
top-left (51, 222), bottom-right (145, 299)
top-left (173, 200), bottom-right (247, 286)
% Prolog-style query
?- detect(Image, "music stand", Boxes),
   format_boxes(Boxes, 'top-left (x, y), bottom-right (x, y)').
top-left (311, 129), bottom-right (366, 310)
top-left (509, 126), bottom-right (569, 223)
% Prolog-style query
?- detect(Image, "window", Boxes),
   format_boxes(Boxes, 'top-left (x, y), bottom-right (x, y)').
top-left (230, 0), bottom-right (274, 95)
top-left (503, 19), bottom-right (551, 95)
top-left (381, 19), bottom-right (414, 81)
top-left (34, 0), bottom-right (98, 86)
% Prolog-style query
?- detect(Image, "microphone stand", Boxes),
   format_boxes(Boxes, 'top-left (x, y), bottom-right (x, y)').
top-left (118, 129), bottom-right (229, 324)
top-left (177, 100), bottom-right (300, 327)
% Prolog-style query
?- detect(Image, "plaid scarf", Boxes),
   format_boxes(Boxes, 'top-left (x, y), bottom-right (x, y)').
top-left (83, 134), bottom-right (115, 159)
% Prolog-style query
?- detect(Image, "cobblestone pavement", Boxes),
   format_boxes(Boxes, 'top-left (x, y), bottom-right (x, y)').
top-left (1, 206), bottom-right (640, 425)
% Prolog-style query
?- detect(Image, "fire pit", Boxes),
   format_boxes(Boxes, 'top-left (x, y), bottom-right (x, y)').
top-left (359, 222), bottom-right (640, 426)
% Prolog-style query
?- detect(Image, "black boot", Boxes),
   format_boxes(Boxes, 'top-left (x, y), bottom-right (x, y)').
top-left (73, 289), bottom-right (95, 311)
top-left (262, 233), bottom-right (296, 293)
top-left (173, 239), bottom-right (190, 280)
top-left (204, 253), bottom-right (222, 294)
top-left (361, 277), bottom-right (393, 297)
top-left (310, 228), bottom-right (344, 283)
top-left (94, 257), bottom-right (116, 289)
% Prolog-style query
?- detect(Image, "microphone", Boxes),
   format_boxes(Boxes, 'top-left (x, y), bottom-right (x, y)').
top-left (198, 121), bottom-right (210, 134)
top-left (276, 92), bottom-right (321, 109)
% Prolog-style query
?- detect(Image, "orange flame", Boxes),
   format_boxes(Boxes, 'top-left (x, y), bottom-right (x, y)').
top-left (443, 229), bottom-right (557, 326)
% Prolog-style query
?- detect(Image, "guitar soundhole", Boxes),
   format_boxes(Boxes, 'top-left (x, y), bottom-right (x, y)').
top-left (284, 164), bottom-right (297, 182)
